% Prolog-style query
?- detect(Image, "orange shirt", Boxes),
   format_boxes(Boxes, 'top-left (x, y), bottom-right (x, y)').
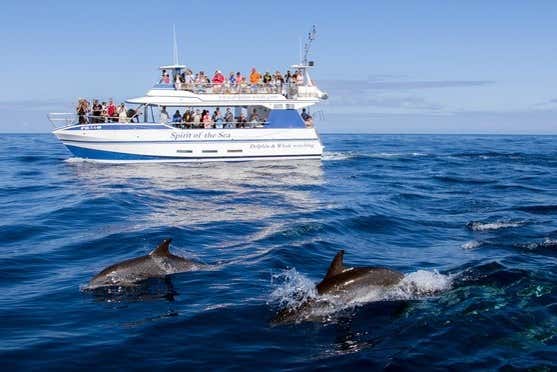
top-left (250, 71), bottom-right (261, 84)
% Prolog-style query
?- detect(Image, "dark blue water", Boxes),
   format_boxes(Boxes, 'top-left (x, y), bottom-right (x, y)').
top-left (1, 134), bottom-right (557, 370)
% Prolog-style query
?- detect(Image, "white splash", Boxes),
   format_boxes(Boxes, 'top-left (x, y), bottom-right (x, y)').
top-left (467, 220), bottom-right (525, 232)
top-left (269, 268), bottom-right (452, 322)
top-left (268, 268), bottom-right (317, 308)
top-left (462, 240), bottom-right (482, 250)
top-left (322, 151), bottom-right (352, 161)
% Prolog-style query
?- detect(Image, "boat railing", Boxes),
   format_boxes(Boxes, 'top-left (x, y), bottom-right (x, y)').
top-left (157, 81), bottom-right (303, 97)
top-left (47, 112), bottom-right (77, 128)
top-left (169, 121), bottom-right (269, 129)
top-left (47, 112), bottom-right (273, 129)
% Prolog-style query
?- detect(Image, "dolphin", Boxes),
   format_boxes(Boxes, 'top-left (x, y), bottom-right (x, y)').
top-left (86, 239), bottom-right (202, 289)
top-left (272, 250), bottom-right (404, 324)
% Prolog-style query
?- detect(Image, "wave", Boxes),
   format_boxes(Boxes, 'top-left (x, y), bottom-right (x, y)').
top-left (466, 220), bottom-right (525, 232)
top-left (461, 240), bottom-right (483, 250)
top-left (515, 205), bottom-right (557, 215)
top-left (322, 151), bottom-right (353, 161)
top-left (515, 238), bottom-right (557, 253)
top-left (322, 151), bottom-right (429, 161)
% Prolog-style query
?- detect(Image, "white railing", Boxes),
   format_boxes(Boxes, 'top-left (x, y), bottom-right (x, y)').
top-left (47, 113), bottom-right (76, 128)
top-left (46, 112), bottom-right (272, 129)
top-left (159, 81), bottom-right (302, 96)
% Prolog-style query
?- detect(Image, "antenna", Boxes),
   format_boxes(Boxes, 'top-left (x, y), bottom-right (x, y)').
top-left (172, 24), bottom-right (179, 65)
top-left (302, 25), bottom-right (317, 66)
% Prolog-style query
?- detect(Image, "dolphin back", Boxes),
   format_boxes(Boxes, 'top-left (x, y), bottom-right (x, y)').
top-left (86, 239), bottom-right (199, 289)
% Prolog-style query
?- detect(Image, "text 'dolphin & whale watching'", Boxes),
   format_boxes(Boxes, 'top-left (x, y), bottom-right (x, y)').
top-left (48, 26), bottom-right (328, 163)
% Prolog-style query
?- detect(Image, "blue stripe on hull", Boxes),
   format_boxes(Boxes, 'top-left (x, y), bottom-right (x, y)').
top-left (64, 145), bottom-right (321, 161)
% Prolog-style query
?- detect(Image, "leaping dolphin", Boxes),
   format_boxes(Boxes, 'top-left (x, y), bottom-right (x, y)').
top-left (272, 250), bottom-right (404, 324)
top-left (86, 239), bottom-right (203, 289)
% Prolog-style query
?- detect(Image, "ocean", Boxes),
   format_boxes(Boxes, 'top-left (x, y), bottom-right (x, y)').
top-left (1, 133), bottom-right (556, 370)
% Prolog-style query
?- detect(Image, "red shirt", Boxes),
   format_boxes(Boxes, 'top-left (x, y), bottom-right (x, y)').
top-left (107, 104), bottom-right (116, 117)
top-left (212, 73), bottom-right (225, 84)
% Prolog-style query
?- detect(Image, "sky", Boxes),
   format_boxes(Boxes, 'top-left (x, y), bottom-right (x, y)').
top-left (1, 0), bottom-right (557, 133)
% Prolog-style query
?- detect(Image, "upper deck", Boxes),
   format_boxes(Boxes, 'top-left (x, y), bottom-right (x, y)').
top-left (127, 64), bottom-right (328, 109)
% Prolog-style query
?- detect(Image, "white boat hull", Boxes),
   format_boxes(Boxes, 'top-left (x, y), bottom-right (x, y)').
top-left (53, 124), bottom-right (323, 163)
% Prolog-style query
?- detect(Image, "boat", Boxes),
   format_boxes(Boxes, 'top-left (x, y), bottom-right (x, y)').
top-left (48, 27), bottom-right (328, 163)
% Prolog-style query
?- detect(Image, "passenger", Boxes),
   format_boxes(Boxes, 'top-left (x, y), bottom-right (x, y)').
top-left (107, 99), bottom-right (117, 122)
top-left (249, 108), bottom-right (259, 127)
top-left (263, 71), bottom-right (272, 84)
top-left (202, 110), bottom-right (212, 128)
top-left (274, 71), bottom-right (284, 83)
top-left (301, 108), bottom-right (313, 127)
top-left (212, 70), bottom-right (225, 84)
top-left (192, 109), bottom-right (201, 127)
top-left (118, 103), bottom-right (128, 123)
top-left (229, 72), bottom-right (236, 86)
top-left (91, 99), bottom-right (102, 123)
top-left (184, 70), bottom-right (194, 90)
top-left (249, 112), bottom-right (259, 128)
top-left (224, 108), bottom-right (234, 128)
top-left (76, 99), bottom-right (88, 124)
top-left (237, 113), bottom-right (247, 128)
top-left (160, 69), bottom-right (167, 83)
top-left (127, 108), bottom-right (141, 123)
top-left (172, 110), bottom-right (182, 124)
top-left (213, 108), bottom-right (223, 128)
top-left (296, 69), bottom-right (304, 85)
top-left (159, 106), bottom-right (169, 123)
top-left (182, 109), bottom-right (192, 127)
top-left (236, 72), bottom-right (246, 93)
top-left (101, 102), bottom-right (108, 122)
top-left (284, 70), bottom-right (292, 83)
top-left (212, 70), bottom-right (225, 93)
top-left (249, 67), bottom-right (261, 91)
top-left (301, 108), bottom-right (311, 121)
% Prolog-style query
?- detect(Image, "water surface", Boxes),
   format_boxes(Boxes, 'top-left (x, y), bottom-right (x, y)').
top-left (1, 134), bottom-right (556, 369)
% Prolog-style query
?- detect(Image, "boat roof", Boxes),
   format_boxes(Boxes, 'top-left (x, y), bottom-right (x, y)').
top-left (159, 64), bottom-right (187, 70)
top-left (126, 92), bottom-right (319, 109)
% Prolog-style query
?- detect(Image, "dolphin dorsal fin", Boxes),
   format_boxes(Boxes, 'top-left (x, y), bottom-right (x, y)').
top-left (150, 239), bottom-right (172, 257)
top-left (324, 250), bottom-right (345, 279)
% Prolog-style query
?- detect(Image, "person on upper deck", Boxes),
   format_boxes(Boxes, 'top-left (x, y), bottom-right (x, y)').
top-left (284, 70), bottom-right (292, 83)
top-left (296, 69), bottom-right (304, 85)
top-left (263, 72), bottom-right (272, 84)
top-left (212, 70), bottom-right (225, 85)
top-left (274, 71), bottom-right (284, 85)
top-left (249, 68), bottom-right (261, 85)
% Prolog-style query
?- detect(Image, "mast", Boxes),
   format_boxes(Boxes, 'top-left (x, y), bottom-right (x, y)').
top-left (302, 25), bottom-right (317, 66)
